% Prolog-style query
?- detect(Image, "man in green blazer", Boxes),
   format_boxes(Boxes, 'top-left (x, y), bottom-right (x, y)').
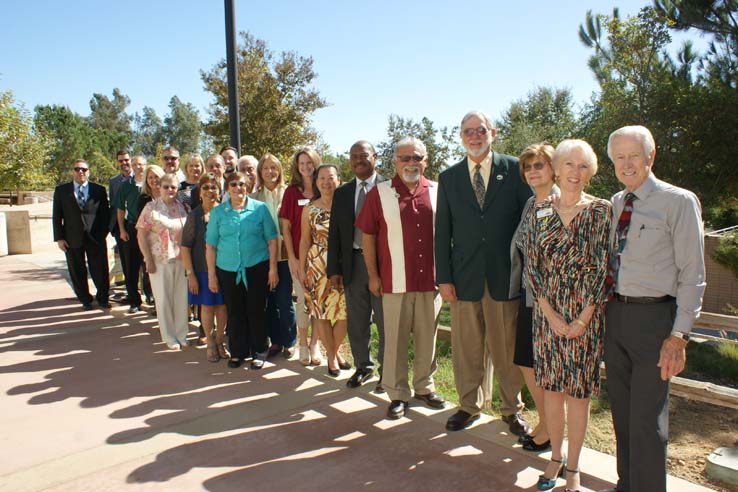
top-left (435, 110), bottom-right (532, 433)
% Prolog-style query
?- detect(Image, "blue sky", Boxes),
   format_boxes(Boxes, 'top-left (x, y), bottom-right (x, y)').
top-left (2, 0), bottom-right (708, 155)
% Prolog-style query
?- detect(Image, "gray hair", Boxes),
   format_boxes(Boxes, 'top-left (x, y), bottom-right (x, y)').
top-left (607, 125), bottom-right (655, 161)
top-left (206, 154), bottom-right (224, 167)
top-left (393, 137), bottom-right (427, 159)
top-left (460, 110), bottom-right (495, 132)
top-left (553, 139), bottom-right (599, 176)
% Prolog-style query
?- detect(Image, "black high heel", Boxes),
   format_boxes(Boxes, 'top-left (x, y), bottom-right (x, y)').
top-left (327, 367), bottom-right (340, 377)
top-left (564, 468), bottom-right (581, 492)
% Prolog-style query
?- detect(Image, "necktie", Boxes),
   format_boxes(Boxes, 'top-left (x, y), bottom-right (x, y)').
top-left (473, 164), bottom-right (485, 208)
top-left (77, 187), bottom-right (87, 209)
top-left (605, 192), bottom-right (637, 299)
top-left (353, 181), bottom-right (367, 248)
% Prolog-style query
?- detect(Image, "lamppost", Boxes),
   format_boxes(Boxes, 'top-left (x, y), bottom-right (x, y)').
top-left (224, 0), bottom-right (241, 153)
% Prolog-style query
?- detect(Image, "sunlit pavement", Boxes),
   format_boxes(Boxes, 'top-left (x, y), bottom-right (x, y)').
top-left (0, 246), bottom-right (709, 492)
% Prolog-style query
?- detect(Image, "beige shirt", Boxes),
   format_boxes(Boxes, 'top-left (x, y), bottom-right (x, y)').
top-left (467, 151), bottom-right (493, 189)
top-left (251, 184), bottom-right (286, 261)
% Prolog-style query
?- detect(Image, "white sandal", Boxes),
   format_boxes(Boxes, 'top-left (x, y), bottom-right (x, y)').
top-left (310, 343), bottom-right (323, 366)
top-left (299, 345), bottom-right (311, 366)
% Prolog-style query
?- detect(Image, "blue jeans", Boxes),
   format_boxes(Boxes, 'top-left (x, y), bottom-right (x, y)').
top-left (267, 260), bottom-right (297, 348)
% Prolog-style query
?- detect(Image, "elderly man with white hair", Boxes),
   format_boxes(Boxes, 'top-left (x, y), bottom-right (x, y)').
top-left (603, 125), bottom-right (705, 492)
top-left (355, 137), bottom-right (446, 419)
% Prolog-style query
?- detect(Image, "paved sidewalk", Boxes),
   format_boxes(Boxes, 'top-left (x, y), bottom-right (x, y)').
top-left (0, 249), bottom-right (711, 492)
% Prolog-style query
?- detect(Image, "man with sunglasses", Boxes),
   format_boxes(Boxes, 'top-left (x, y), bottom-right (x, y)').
top-left (53, 159), bottom-right (111, 310)
top-left (355, 137), bottom-right (445, 419)
top-left (435, 111), bottom-right (532, 433)
top-left (109, 150), bottom-right (134, 300)
top-left (161, 147), bottom-right (185, 182)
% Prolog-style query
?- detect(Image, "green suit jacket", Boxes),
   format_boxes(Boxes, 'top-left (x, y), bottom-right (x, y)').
top-left (435, 153), bottom-right (532, 301)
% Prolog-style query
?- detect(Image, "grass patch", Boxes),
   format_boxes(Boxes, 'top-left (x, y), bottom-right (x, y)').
top-left (685, 341), bottom-right (738, 385)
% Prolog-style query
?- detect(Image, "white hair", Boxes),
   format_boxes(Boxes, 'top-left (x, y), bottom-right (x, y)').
top-left (607, 125), bottom-right (655, 161)
top-left (553, 139), bottom-right (599, 176)
top-left (393, 137), bottom-right (427, 158)
top-left (460, 110), bottom-right (494, 132)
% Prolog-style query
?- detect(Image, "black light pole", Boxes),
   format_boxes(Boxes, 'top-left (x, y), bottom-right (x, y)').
top-left (224, 0), bottom-right (241, 153)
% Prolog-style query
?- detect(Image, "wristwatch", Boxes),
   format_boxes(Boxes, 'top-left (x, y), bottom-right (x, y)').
top-left (671, 332), bottom-right (690, 342)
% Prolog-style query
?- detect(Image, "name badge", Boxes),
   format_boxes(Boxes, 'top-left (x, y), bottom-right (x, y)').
top-left (536, 207), bottom-right (553, 218)
top-left (298, 199), bottom-right (310, 206)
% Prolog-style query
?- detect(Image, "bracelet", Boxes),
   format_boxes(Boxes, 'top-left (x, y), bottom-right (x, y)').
top-left (572, 319), bottom-right (587, 328)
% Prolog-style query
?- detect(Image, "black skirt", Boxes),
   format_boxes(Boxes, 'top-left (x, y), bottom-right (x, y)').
top-left (513, 290), bottom-right (534, 368)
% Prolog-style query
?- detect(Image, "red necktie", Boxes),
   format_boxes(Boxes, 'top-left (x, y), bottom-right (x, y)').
top-left (606, 192), bottom-right (636, 300)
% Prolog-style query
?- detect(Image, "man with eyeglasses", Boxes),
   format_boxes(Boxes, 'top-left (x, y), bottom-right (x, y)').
top-left (328, 140), bottom-right (387, 392)
top-left (192, 154), bottom-right (226, 206)
top-left (355, 137), bottom-right (446, 419)
top-left (238, 155), bottom-right (258, 193)
top-left (435, 110), bottom-right (532, 434)
top-left (53, 159), bottom-right (111, 311)
top-left (161, 147), bottom-right (185, 182)
top-left (109, 150), bottom-right (134, 299)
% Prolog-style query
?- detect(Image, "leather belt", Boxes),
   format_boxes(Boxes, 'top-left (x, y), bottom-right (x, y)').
top-left (615, 294), bottom-right (674, 304)
top-left (353, 248), bottom-right (363, 253)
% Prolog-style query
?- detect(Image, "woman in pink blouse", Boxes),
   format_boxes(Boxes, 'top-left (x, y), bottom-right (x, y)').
top-left (137, 173), bottom-right (190, 350)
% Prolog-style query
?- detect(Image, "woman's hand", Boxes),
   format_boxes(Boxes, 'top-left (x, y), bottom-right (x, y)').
top-left (267, 267), bottom-right (279, 290)
top-left (288, 257), bottom-right (300, 280)
top-left (145, 256), bottom-right (156, 274)
top-left (546, 311), bottom-right (569, 337)
top-left (566, 318), bottom-right (587, 339)
top-left (187, 273), bottom-right (199, 295)
top-left (208, 272), bottom-right (219, 293)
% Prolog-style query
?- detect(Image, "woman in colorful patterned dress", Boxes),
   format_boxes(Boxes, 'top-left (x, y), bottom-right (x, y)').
top-left (525, 139), bottom-right (612, 492)
top-left (299, 164), bottom-right (349, 377)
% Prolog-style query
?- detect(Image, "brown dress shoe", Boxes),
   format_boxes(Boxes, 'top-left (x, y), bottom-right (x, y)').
top-left (502, 413), bottom-right (530, 436)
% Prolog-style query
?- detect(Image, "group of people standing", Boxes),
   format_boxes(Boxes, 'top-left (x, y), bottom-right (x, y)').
top-left (52, 110), bottom-right (705, 492)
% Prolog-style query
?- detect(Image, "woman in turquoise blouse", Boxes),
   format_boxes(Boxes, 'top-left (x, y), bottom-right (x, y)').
top-left (205, 171), bottom-right (279, 369)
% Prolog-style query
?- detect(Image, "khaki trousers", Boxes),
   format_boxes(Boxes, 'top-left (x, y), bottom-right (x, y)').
top-left (382, 291), bottom-right (439, 402)
top-left (451, 285), bottom-right (523, 416)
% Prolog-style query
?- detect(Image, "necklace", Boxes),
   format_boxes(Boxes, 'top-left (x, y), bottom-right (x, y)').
top-left (556, 197), bottom-right (584, 214)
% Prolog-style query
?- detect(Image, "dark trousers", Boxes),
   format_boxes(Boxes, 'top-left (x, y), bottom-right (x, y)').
top-left (217, 261), bottom-right (269, 359)
top-left (267, 260), bottom-right (296, 348)
top-left (605, 298), bottom-right (676, 492)
top-left (64, 235), bottom-right (110, 305)
top-left (119, 222), bottom-right (143, 307)
top-left (114, 233), bottom-right (128, 288)
top-left (345, 250), bottom-right (384, 373)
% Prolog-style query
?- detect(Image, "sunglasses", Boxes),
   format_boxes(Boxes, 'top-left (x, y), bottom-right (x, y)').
top-left (161, 185), bottom-right (177, 191)
top-left (524, 161), bottom-right (548, 172)
top-left (73, 167), bottom-right (89, 173)
top-left (397, 155), bottom-right (426, 163)
top-left (163, 156), bottom-right (180, 161)
top-left (462, 126), bottom-right (489, 137)
top-left (229, 182), bottom-right (248, 188)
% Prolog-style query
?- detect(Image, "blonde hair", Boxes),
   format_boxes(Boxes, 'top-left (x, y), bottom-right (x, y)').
top-left (141, 164), bottom-right (165, 196)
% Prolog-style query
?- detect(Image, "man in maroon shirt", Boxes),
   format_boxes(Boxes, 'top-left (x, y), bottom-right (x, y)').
top-left (355, 137), bottom-right (446, 419)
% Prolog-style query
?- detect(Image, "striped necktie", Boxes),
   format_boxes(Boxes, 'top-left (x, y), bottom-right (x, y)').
top-left (606, 192), bottom-right (637, 299)
top-left (77, 187), bottom-right (87, 209)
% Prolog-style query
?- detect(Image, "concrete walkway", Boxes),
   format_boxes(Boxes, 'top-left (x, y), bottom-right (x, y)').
top-left (0, 245), bottom-right (711, 492)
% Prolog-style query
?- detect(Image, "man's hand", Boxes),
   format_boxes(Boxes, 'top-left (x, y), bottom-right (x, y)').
top-left (439, 283), bottom-right (457, 303)
top-left (119, 229), bottom-right (129, 242)
top-left (368, 275), bottom-right (382, 297)
top-left (56, 239), bottom-right (69, 252)
top-left (657, 336), bottom-right (687, 380)
top-left (329, 274), bottom-right (343, 289)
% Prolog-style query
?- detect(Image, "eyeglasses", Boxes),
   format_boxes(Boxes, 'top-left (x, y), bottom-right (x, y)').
top-left (73, 167), bottom-right (89, 173)
top-left (462, 126), bottom-right (489, 138)
top-left (397, 155), bottom-right (426, 163)
top-left (163, 156), bottom-right (179, 162)
top-left (201, 185), bottom-right (218, 191)
top-left (161, 185), bottom-right (178, 191)
top-left (524, 161), bottom-right (548, 172)
top-left (229, 182), bottom-right (248, 188)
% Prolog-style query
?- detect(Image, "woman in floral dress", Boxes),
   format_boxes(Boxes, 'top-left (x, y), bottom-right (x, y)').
top-left (299, 164), bottom-right (349, 377)
top-left (525, 139), bottom-right (612, 492)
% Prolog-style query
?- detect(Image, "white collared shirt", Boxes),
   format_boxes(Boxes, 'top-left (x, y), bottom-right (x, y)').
top-left (467, 152), bottom-right (492, 189)
top-left (74, 181), bottom-right (89, 201)
top-left (354, 172), bottom-right (378, 208)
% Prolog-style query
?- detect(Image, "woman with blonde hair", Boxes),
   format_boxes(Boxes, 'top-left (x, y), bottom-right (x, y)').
top-left (251, 153), bottom-right (296, 358)
top-left (279, 147), bottom-right (322, 365)
top-left (179, 154), bottom-right (204, 211)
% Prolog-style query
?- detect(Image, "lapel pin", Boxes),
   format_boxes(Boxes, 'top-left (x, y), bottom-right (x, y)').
top-left (496, 174), bottom-right (503, 181)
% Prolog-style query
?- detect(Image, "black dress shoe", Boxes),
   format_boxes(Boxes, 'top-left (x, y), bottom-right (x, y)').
top-left (99, 301), bottom-right (112, 309)
top-left (522, 438), bottom-right (551, 452)
top-left (374, 379), bottom-right (385, 394)
top-left (414, 391), bottom-right (446, 409)
top-left (387, 400), bottom-right (408, 419)
top-left (445, 410), bottom-right (480, 431)
top-left (227, 358), bottom-right (242, 368)
top-left (127, 305), bottom-right (140, 314)
top-left (346, 369), bottom-right (373, 388)
top-left (502, 413), bottom-right (530, 436)
top-left (82, 303), bottom-right (93, 311)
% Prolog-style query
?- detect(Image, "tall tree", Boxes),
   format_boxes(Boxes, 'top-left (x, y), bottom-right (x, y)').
top-left (201, 32), bottom-right (328, 163)
top-left (0, 91), bottom-right (50, 192)
top-left (88, 88), bottom-right (132, 161)
top-left (163, 96), bottom-right (203, 155)
top-left (494, 87), bottom-right (579, 157)
top-left (376, 115), bottom-right (460, 180)
top-left (132, 106), bottom-right (164, 157)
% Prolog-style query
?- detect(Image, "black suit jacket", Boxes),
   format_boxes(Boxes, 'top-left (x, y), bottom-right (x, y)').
top-left (435, 153), bottom-right (532, 301)
top-left (53, 181), bottom-right (110, 248)
top-left (327, 174), bottom-right (388, 284)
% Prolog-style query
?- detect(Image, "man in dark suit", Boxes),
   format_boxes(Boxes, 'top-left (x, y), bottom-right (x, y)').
top-left (109, 150), bottom-right (133, 298)
top-left (53, 159), bottom-right (111, 310)
top-left (327, 140), bottom-right (387, 392)
top-left (435, 111), bottom-right (532, 433)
